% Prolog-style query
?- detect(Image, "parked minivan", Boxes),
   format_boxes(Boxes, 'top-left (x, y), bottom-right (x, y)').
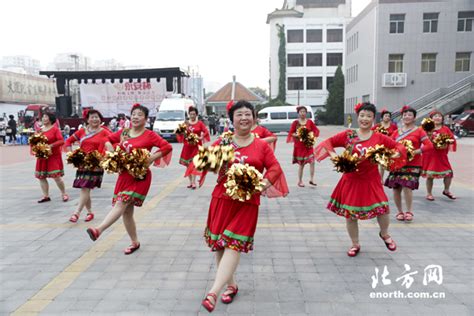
top-left (454, 110), bottom-right (474, 137)
top-left (257, 106), bottom-right (313, 133)
top-left (153, 95), bottom-right (195, 141)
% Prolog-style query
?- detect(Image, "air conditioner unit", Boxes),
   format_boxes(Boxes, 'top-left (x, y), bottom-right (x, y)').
top-left (382, 73), bottom-right (407, 87)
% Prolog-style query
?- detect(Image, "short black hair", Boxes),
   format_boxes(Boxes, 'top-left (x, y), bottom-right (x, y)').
top-left (402, 107), bottom-right (417, 118)
top-left (357, 102), bottom-right (376, 115)
top-left (86, 109), bottom-right (104, 121)
top-left (131, 104), bottom-right (149, 118)
top-left (228, 100), bottom-right (255, 123)
top-left (43, 112), bottom-right (56, 124)
top-left (9, 115), bottom-right (14, 119)
top-left (381, 110), bottom-right (392, 118)
top-left (188, 106), bottom-right (198, 115)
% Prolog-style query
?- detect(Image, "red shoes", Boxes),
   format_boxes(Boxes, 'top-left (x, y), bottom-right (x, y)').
top-left (442, 191), bottom-right (456, 200)
top-left (404, 211), bottom-right (414, 222)
top-left (86, 227), bottom-right (100, 241)
top-left (62, 194), bottom-right (69, 202)
top-left (202, 293), bottom-right (217, 312)
top-left (347, 245), bottom-right (361, 257)
top-left (379, 232), bottom-right (397, 251)
top-left (37, 196), bottom-right (51, 203)
top-left (221, 285), bottom-right (238, 304)
top-left (85, 213), bottom-right (94, 222)
top-left (124, 242), bottom-right (140, 255)
top-left (69, 213), bottom-right (79, 223)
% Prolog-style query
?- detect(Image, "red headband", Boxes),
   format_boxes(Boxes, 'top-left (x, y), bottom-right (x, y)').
top-left (401, 105), bottom-right (411, 113)
top-left (429, 110), bottom-right (443, 118)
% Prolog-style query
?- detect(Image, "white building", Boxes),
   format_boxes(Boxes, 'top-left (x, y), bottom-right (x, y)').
top-left (345, 0), bottom-right (474, 120)
top-left (267, 0), bottom-right (352, 109)
top-left (1, 55), bottom-right (41, 75)
top-left (93, 59), bottom-right (125, 70)
top-left (49, 53), bottom-right (92, 71)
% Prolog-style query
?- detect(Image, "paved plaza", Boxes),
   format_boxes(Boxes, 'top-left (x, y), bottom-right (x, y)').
top-left (0, 126), bottom-right (473, 316)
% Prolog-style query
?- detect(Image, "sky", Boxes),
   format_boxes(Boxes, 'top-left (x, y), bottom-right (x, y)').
top-left (1, 0), bottom-right (371, 92)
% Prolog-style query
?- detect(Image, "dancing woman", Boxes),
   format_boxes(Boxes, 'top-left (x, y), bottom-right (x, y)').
top-left (178, 106), bottom-right (210, 189)
top-left (197, 100), bottom-right (288, 312)
top-left (384, 106), bottom-right (433, 222)
top-left (65, 110), bottom-right (111, 222)
top-left (86, 104), bottom-right (172, 254)
top-left (421, 111), bottom-right (457, 201)
top-left (35, 112), bottom-right (69, 203)
top-left (287, 106), bottom-right (320, 187)
top-left (315, 102), bottom-right (406, 257)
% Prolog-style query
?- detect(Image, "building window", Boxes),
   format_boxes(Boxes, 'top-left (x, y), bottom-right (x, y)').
top-left (421, 53), bottom-right (437, 72)
top-left (327, 29), bottom-right (343, 42)
top-left (287, 30), bottom-right (304, 43)
top-left (455, 52), bottom-right (471, 72)
top-left (423, 12), bottom-right (439, 33)
top-left (362, 95), bottom-right (370, 102)
top-left (287, 54), bottom-right (304, 67)
top-left (390, 14), bottom-right (405, 33)
top-left (306, 53), bottom-right (322, 66)
top-left (307, 77), bottom-right (323, 90)
top-left (388, 54), bottom-right (404, 73)
top-left (458, 11), bottom-right (474, 32)
top-left (307, 29), bottom-right (322, 42)
top-left (326, 77), bottom-right (334, 90)
top-left (288, 77), bottom-right (304, 90)
top-left (327, 53), bottom-right (343, 66)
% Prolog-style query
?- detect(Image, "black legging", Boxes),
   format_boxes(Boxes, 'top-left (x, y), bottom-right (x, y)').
top-left (8, 132), bottom-right (16, 143)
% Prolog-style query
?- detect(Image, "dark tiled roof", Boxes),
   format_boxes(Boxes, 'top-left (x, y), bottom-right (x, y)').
top-left (296, 0), bottom-right (345, 8)
top-left (206, 82), bottom-right (263, 103)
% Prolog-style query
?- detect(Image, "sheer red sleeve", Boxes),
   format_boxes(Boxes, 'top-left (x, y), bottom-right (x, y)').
top-left (261, 142), bottom-right (289, 198)
top-left (286, 121), bottom-right (297, 143)
top-left (419, 129), bottom-right (434, 153)
top-left (314, 130), bottom-right (348, 162)
top-left (201, 121), bottom-right (211, 143)
top-left (108, 130), bottom-right (122, 145)
top-left (309, 121), bottom-right (320, 137)
top-left (63, 129), bottom-right (82, 151)
top-left (150, 132), bottom-right (173, 168)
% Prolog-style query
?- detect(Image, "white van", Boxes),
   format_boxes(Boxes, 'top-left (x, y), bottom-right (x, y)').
top-left (153, 95), bottom-right (195, 141)
top-left (257, 105), bottom-right (313, 133)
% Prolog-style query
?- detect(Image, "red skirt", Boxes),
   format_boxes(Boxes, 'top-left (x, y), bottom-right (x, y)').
top-left (292, 141), bottom-right (314, 165)
top-left (204, 197), bottom-right (259, 253)
top-left (421, 150), bottom-right (453, 179)
top-left (179, 143), bottom-right (198, 167)
top-left (35, 153), bottom-right (64, 179)
top-left (328, 175), bottom-right (389, 220)
top-left (112, 169), bottom-right (152, 207)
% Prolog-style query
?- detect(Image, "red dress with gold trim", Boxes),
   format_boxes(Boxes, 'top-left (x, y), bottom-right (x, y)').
top-left (65, 127), bottom-right (112, 189)
top-left (35, 126), bottom-right (65, 179)
top-left (178, 120), bottom-right (210, 167)
top-left (421, 126), bottom-right (456, 179)
top-left (197, 137), bottom-right (288, 253)
top-left (252, 125), bottom-right (277, 151)
top-left (385, 127), bottom-right (433, 190)
top-left (108, 129), bottom-right (172, 206)
top-left (315, 130), bottom-right (406, 220)
top-left (287, 120), bottom-right (320, 165)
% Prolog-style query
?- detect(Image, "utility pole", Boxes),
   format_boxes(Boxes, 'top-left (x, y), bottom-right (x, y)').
top-left (69, 54), bottom-right (80, 115)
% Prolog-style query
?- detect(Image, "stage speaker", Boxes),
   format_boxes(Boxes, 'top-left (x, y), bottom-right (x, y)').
top-left (166, 76), bottom-right (174, 92)
top-left (56, 96), bottom-right (72, 117)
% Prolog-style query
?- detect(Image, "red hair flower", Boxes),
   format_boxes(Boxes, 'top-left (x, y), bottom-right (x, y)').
top-left (354, 103), bottom-right (363, 113)
top-left (82, 109), bottom-right (89, 119)
top-left (401, 105), bottom-right (410, 113)
top-left (226, 100), bottom-right (234, 113)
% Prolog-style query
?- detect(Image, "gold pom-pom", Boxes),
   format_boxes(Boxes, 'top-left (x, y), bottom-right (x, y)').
top-left (186, 132), bottom-right (200, 145)
top-left (101, 146), bottom-right (126, 174)
top-left (193, 145), bottom-right (223, 173)
top-left (66, 148), bottom-right (86, 168)
top-left (365, 145), bottom-right (395, 170)
top-left (124, 148), bottom-right (150, 180)
top-left (28, 133), bottom-right (48, 146)
top-left (375, 125), bottom-right (389, 135)
top-left (297, 126), bottom-right (316, 148)
top-left (432, 133), bottom-right (454, 149)
top-left (421, 118), bottom-right (435, 133)
top-left (399, 139), bottom-right (415, 161)
top-left (175, 123), bottom-right (188, 135)
top-left (331, 150), bottom-right (360, 173)
top-left (32, 143), bottom-right (52, 159)
top-left (84, 150), bottom-right (103, 170)
top-left (220, 131), bottom-right (234, 145)
top-left (224, 163), bottom-right (264, 202)
top-left (220, 144), bottom-right (235, 165)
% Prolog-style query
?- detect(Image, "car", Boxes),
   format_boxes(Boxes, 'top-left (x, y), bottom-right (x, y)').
top-left (453, 110), bottom-right (474, 137)
top-left (257, 105), bottom-right (313, 133)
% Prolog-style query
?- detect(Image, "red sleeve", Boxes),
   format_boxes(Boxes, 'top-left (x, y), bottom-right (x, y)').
top-left (64, 129), bottom-right (83, 148)
top-left (379, 134), bottom-right (407, 171)
top-left (371, 124), bottom-right (378, 131)
top-left (314, 130), bottom-right (349, 161)
top-left (286, 121), bottom-right (298, 143)
top-left (108, 130), bottom-right (122, 144)
top-left (200, 121), bottom-right (211, 143)
top-left (261, 142), bottom-right (289, 198)
top-left (419, 129), bottom-right (434, 153)
top-left (50, 127), bottom-right (64, 148)
top-left (150, 132), bottom-right (173, 168)
top-left (309, 121), bottom-right (320, 137)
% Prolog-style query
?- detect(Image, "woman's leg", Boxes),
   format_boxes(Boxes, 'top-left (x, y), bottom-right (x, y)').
top-left (39, 179), bottom-right (49, 197)
top-left (403, 187), bottom-right (413, 213)
top-left (207, 248), bottom-right (241, 299)
top-left (123, 203), bottom-right (138, 243)
top-left (393, 188), bottom-right (403, 213)
top-left (426, 178), bottom-right (434, 196)
top-left (298, 164), bottom-right (304, 185)
top-left (309, 162), bottom-right (315, 183)
top-left (443, 177), bottom-right (453, 193)
top-left (345, 217), bottom-right (359, 247)
top-left (53, 177), bottom-right (67, 195)
top-left (94, 201), bottom-right (129, 234)
top-left (377, 213), bottom-right (390, 237)
top-left (76, 188), bottom-right (91, 214)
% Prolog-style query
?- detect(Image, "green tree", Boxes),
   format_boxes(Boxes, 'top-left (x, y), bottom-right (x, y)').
top-left (249, 87), bottom-right (268, 100)
top-left (276, 24), bottom-right (286, 103)
top-left (324, 65), bottom-right (344, 125)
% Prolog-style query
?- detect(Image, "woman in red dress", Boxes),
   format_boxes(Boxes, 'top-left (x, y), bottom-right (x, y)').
top-left (35, 112), bottom-right (69, 203)
top-left (287, 106), bottom-right (320, 187)
top-left (372, 109), bottom-right (398, 181)
top-left (86, 104), bottom-right (172, 255)
top-left (199, 101), bottom-right (288, 312)
top-left (384, 106), bottom-right (433, 222)
top-left (178, 106), bottom-right (210, 189)
top-left (65, 110), bottom-right (111, 223)
top-left (315, 102), bottom-right (406, 257)
top-left (422, 111), bottom-right (457, 201)
top-left (251, 123), bottom-right (277, 151)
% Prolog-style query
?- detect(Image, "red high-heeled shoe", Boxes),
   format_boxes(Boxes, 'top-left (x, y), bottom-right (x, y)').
top-left (221, 285), bottom-right (238, 304)
top-left (86, 227), bottom-right (100, 241)
top-left (201, 293), bottom-right (217, 312)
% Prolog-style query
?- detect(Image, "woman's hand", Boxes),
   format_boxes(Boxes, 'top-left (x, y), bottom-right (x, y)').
top-left (390, 151), bottom-right (400, 159)
top-left (262, 178), bottom-right (271, 190)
